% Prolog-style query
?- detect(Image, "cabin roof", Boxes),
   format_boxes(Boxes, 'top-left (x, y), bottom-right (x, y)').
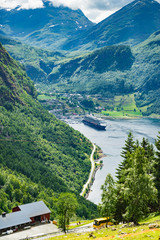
top-left (0, 201), bottom-right (51, 231)
top-left (0, 211), bottom-right (31, 230)
top-left (18, 200), bottom-right (51, 217)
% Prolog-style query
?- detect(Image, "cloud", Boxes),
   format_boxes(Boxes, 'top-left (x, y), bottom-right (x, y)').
top-left (48, 0), bottom-right (132, 11)
top-left (0, 0), bottom-right (43, 10)
top-left (0, 0), bottom-right (160, 22)
top-left (47, 0), bottom-right (160, 22)
top-left (86, 9), bottom-right (118, 23)
top-left (42, 0), bottom-right (134, 22)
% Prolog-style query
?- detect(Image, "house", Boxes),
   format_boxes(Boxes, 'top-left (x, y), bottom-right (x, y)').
top-left (0, 201), bottom-right (51, 234)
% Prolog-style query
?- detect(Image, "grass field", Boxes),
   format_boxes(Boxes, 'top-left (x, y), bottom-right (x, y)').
top-left (102, 94), bottom-right (143, 118)
top-left (47, 214), bottom-right (160, 240)
top-left (37, 94), bottom-right (56, 100)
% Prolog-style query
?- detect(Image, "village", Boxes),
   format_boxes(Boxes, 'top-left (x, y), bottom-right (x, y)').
top-left (37, 93), bottom-right (107, 120)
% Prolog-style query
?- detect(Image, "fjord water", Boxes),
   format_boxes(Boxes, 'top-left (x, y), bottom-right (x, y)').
top-left (70, 118), bottom-right (160, 204)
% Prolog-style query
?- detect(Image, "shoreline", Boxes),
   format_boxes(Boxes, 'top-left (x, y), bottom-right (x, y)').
top-left (80, 143), bottom-right (104, 200)
top-left (100, 114), bottom-right (160, 120)
top-left (61, 113), bottom-right (160, 124)
top-left (80, 143), bottom-right (95, 197)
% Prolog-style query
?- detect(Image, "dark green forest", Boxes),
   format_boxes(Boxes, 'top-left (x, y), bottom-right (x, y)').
top-left (0, 43), bottom-right (98, 219)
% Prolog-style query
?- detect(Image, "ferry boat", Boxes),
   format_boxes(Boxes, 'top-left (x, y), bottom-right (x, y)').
top-left (82, 115), bottom-right (106, 130)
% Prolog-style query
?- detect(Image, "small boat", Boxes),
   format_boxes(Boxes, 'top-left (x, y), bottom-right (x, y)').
top-left (82, 115), bottom-right (106, 130)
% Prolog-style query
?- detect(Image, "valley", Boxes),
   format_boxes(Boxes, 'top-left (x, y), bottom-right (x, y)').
top-left (1, 28), bottom-right (160, 116)
top-left (0, 43), bottom-right (98, 220)
top-left (0, 0), bottom-right (160, 237)
top-left (37, 92), bottom-right (144, 119)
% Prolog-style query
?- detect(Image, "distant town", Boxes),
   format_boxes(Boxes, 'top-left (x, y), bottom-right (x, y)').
top-left (38, 92), bottom-right (106, 120)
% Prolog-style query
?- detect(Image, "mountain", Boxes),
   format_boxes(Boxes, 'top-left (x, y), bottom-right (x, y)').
top-left (1, 30), bottom-right (160, 115)
top-left (0, 1), bottom-right (94, 50)
top-left (0, 34), bottom-right (66, 83)
top-left (1, 0), bottom-right (159, 51)
top-left (0, 34), bottom-right (134, 93)
top-left (0, 43), bottom-right (98, 217)
top-left (63, 0), bottom-right (160, 51)
top-left (132, 30), bottom-right (160, 115)
top-left (47, 45), bottom-right (135, 95)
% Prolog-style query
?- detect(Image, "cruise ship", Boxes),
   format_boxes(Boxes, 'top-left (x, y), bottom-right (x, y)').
top-left (82, 115), bottom-right (106, 130)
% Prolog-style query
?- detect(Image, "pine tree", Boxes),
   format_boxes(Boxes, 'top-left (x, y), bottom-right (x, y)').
top-left (154, 133), bottom-right (160, 202)
top-left (141, 137), bottom-right (154, 161)
top-left (122, 147), bottom-right (157, 224)
top-left (116, 131), bottom-right (135, 183)
top-left (116, 134), bottom-right (156, 222)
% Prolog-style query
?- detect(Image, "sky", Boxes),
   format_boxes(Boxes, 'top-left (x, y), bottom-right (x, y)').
top-left (0, 0), bottom-right (160, 23)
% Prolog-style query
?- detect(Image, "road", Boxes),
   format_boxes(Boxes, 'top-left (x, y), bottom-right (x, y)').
top-left (80, 143), bottom-right (96, 196)
top-left (0, 223), bottom-right (60, 240)
top-left (35, 223), bottom-right (94, 240)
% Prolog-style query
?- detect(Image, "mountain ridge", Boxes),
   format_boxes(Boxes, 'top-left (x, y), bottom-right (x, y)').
top-left (1, 0), bottom-right (160, 51)
top-left (63, 0), bottom-right (160, 51)
top-left (0, 1), bottom-right (94, 50)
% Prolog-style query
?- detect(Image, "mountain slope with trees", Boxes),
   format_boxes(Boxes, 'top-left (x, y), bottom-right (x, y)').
top-left (47, 30), bottom-right (160, 115)
top-left (47, 45), bottom-right (134, 95)
top-left (0, 43), bottom-right (98, 218)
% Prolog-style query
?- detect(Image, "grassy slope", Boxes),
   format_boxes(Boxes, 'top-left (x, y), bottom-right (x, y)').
top-left (49, 214), bottom-right (160, 240)
top-left (102, 94), bottom-right (142, 118)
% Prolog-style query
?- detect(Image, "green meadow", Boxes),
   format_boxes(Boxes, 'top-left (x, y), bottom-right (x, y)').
top-left (102, 94), bottom-right (143, 118)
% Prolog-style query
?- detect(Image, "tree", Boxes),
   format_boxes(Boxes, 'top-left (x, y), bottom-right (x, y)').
top-left (141, 137), bottom-right (154, 161)
top-left (121, 131), bottom-right (135, 159)
top-left (122, 147), bottom-right (157, 224)
top-left (57, 193), bottom-right (78, 233)
top-left (99, 174), bottom-right (117, 219)
top-left (116, 131), bottom-right (136, 183)
top-left (154, 132), bottom-right (160, 202)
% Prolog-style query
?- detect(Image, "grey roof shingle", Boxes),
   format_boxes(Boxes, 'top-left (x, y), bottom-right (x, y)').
top-left (0, 211), bottom-right (31, 230)
top-left (19, 201), bottom-right (51, 218)
top-left (0, 201), bottom-right (51, 231)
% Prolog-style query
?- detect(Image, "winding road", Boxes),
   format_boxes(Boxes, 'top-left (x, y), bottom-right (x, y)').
top-left (80, 143), bottom-right (96, 197)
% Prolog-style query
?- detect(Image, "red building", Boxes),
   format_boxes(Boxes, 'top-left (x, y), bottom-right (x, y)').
top-left (12, 201), bottom-right (51, 223)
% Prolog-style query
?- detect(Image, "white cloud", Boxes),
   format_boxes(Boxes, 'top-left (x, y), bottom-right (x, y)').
top-left (48, 0), bottom-right (121, 22)
top-left (0, 0), bottom-right (160, 22)
top-left (83, 8), bottom-right (117, 23)
top-left (49, 0), bottom-right (160, 22)
top-left (0, 0), bottom-right (43, 10)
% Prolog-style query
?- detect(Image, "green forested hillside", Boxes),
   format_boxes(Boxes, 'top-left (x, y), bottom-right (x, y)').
top-left (1, 30), bottom-right (160, 115)
top-left (0, 34), bottom-right (66, 83)
top-left (0, 43), bottom-right (98, 218)
top-left (42, 31), bottom-right (160, 115)
top-left (46, 45), bottom-right (135, 95)
top-left (132, 31), bottom-right (160, 115)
